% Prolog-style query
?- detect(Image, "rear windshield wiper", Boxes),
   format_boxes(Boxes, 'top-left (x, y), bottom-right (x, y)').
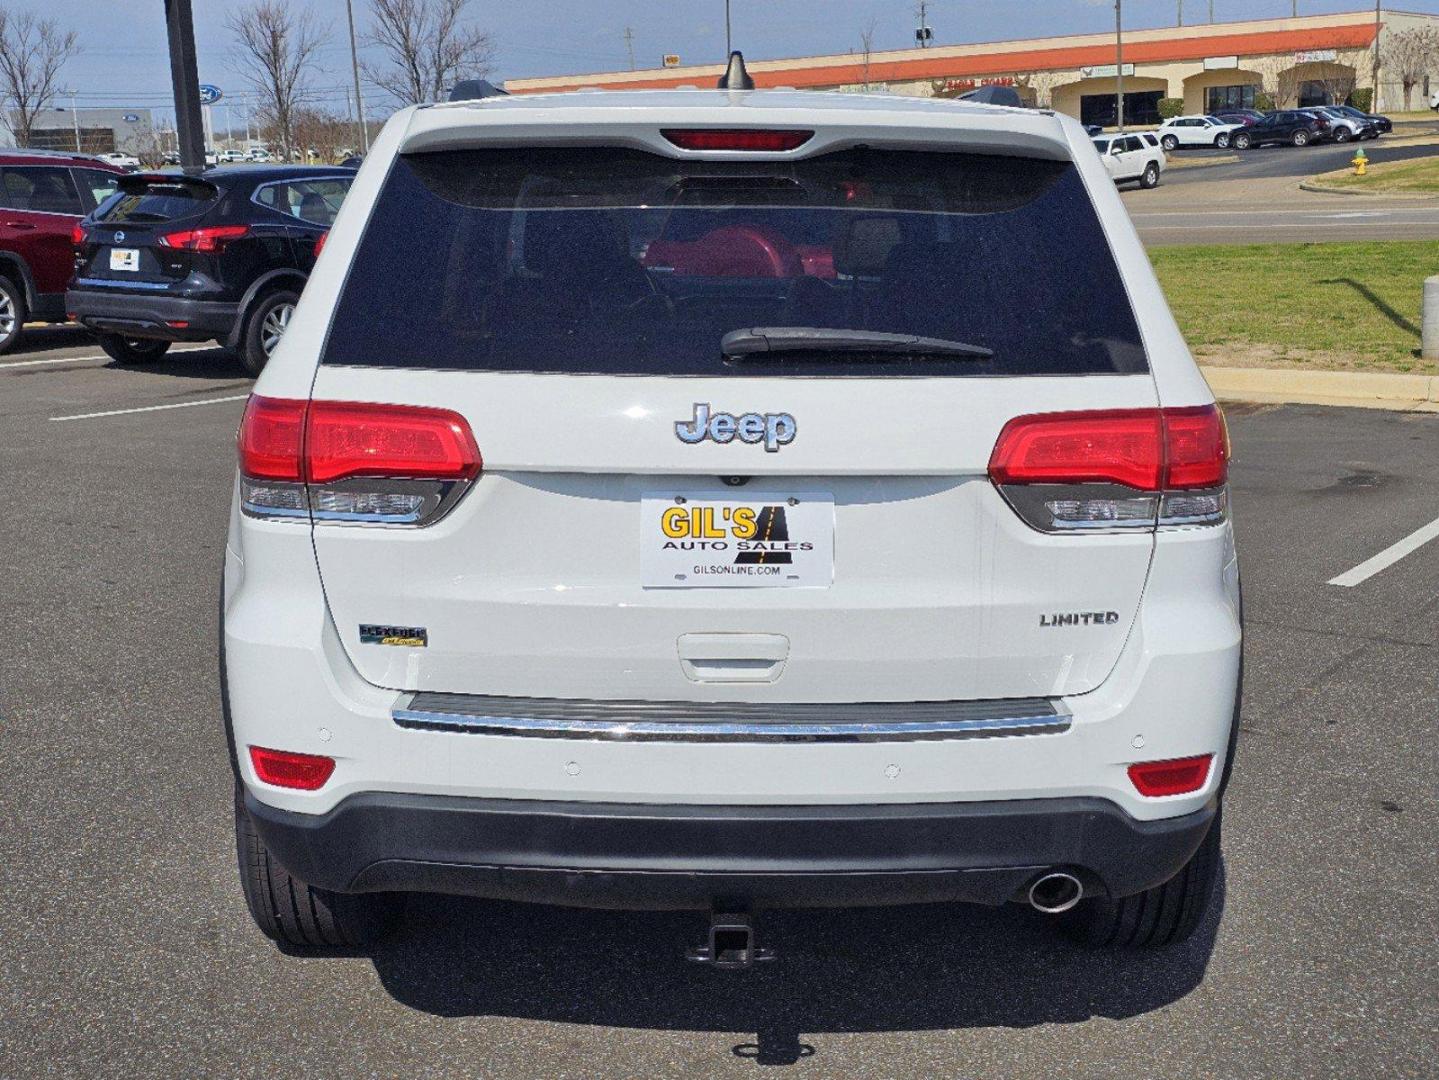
top-left (721, 327), bottom-right (993, 361)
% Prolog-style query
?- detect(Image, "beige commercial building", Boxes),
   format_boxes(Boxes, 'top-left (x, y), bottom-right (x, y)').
top-left (508, 9), bottom-right (1439, 125)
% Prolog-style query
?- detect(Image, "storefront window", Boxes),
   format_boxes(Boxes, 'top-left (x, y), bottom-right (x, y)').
top-left (1205, 85), bottom-right (1257, 112)
top-left (1079, 91), bottom-right (1162, 127)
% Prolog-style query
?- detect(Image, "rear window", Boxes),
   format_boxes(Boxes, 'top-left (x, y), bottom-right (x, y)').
top-left (97, 178), bottom-right (219, 223)
top-left (322, 147), bottom-right (1146, 377)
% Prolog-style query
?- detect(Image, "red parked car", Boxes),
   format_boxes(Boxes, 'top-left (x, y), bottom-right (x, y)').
top-left (0, 149), bottom-right (127, 354)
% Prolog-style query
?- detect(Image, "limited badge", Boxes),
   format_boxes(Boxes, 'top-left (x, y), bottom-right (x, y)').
top-left (359, 624), bottom-right (428, 647)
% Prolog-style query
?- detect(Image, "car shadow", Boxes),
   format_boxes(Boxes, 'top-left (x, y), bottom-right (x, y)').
top-left (351, 865), bottom-right (1225, 1062)
top-left (103, 346), bottom-right (250, 382)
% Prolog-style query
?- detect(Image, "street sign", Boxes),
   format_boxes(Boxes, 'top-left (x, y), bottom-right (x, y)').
top-left (662, 54), bottom-right (681, 68)
top-left (198, 84), bottom-right (223, 105)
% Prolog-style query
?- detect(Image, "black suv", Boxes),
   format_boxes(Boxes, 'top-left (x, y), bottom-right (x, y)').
top-left (67, 166), bottom-right (352, 373)
top-left (1231, 110), bottom-right (1329, 149)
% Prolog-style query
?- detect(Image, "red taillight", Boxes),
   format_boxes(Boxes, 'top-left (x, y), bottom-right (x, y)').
top-left (238, 395), bottom-right (306, 481)
top-left (661, 128), bottom-right (813, 151)
top-left (249, 746), bottom-right (335, 790)
top-left (313, 231), bottom-right (328, 257)
top-left (1162, 405), bottom-right (1229, 489)
top-left (305, 400), bottom-right (481, 484)
top-left (71, 222), bottom-right (86, 246)
top-left (158, 223), bottom-right (250, 252)
top-left (988, 405), bottom-right (1228, 492)
top-left (1128, 755), bottom-right (1213, 797)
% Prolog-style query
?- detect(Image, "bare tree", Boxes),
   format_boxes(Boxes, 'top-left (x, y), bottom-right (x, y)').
top-left (364, 0), bottom-right (495, 105)
top-left (1383, 27), bottom-right (1439, 111)
top-left (857, 19), bottom-right (878, 91)
top-left (0, 10), bottom-right (79, 148)
top-left (228, 1), bottom-right (325, 161)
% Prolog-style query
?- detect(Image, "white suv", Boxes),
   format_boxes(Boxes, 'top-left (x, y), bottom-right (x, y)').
top-left (224, 60), bottom-right (1241, 959)
top-left (1157, 114), bottom-right (1244, 149)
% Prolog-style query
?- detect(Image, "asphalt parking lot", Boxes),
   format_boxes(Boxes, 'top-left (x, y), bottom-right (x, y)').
top-left (2, 335), bottom-right (1436, 1078)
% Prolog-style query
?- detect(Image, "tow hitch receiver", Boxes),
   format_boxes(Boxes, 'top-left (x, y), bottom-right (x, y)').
top-left (686, 911), bottom-right (774, 970)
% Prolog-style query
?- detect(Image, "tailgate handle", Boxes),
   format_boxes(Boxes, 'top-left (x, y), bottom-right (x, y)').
top-left (677, 633), bottom-right (789, 684)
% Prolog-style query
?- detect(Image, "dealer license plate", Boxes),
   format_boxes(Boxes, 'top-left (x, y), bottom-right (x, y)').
top-left (109, 248), bottom-right (140, 272)
top-left (640, 493), bottom-right (834, 588)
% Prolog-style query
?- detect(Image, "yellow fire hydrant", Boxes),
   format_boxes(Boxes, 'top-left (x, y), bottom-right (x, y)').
top-left (1352, 148), bottom-right (1368, 176)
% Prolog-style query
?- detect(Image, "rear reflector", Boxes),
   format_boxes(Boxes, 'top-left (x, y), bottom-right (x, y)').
top-left (1128, 755), bottom-right (1213, 797)
top-left (306, 400), bottom-right (481, 484)
top-left (661, 128), bottom-right (813, 151)
top-left (313, 231), bottom-right (328, 257)
top-left (989, 405), bottom-right (1228, 492)
top-left (158, 223), bottom-right (250, 252)
top-left (249, 746), bottom-right (335, 790)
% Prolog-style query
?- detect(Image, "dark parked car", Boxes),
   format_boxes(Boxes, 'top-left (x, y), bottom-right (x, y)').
top-left (1331, 104), bottom-right (1391, 135)
top-left (0, 150), bottom-right (127, 354)
top-left (1231, 110), bottom-right (1329, 149)
top-left (1213, 108), bottom-right (1265, 126)
top-left (67, 165), bottom-right (352, 373)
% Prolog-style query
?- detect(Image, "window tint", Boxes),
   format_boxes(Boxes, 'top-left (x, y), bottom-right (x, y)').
top-left (253, 177), bottom-right (350, 225)
top-left (0, 166), bottom-right (83, 215)
top-left (98, 178), bottom-right (219, 223)
top-left (322, 148), bottom-right (1146, 378)
top-left (73, 169), bottom-right (120, 212)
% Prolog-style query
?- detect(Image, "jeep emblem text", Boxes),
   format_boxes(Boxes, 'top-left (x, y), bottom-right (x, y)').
top-left (674, 403), bottom-right (796, 453)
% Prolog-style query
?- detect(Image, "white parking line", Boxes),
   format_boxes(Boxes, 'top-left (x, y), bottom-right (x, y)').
top-left (50, 394), bottom-right (249, 422)
top-left (1328, 516), bottom-right (1439, 587)
top-left (0, 345), bottom-right (215, 370)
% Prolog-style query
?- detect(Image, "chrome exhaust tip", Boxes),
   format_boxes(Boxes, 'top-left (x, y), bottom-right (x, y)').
top-left (1028, 872), bottom-right (1083, 914)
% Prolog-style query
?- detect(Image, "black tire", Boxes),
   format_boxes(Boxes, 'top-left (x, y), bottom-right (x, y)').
top-left (1292, 129), bottom-right (1309, 147)
top-left (1140, 162), bottom-right (1160, 189)
top-left (1160, 134), bottom-right (1178, 151)
top-left (1333, 127), bottom-right (1350, 143)
top-left (0, 274), bottom-right (26, 355)
top-left (234, 783), bottom-right (403, 948)
top-left (1232, 132), bottom-right (1251, 150)
top-left (1214, 132), bottom-right (1230, 149)
top-left (239, 288), bottom-right (300, 376)
top-left (97, 333), bottom-right (171, 364)
top-left (1058, 808), bottom-right (1223, 949)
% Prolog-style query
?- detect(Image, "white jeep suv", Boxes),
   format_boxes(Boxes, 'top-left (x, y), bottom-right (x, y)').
top-left (224, 60), bottom-right (1241, 959)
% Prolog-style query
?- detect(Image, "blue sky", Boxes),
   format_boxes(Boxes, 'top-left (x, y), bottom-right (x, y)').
top-left (35, 0), bottom-right (1439, 121)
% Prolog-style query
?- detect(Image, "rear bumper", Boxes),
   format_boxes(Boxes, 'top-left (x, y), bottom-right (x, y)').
top-left (244, 788), bottom-right (1218, 910)
top-left (66, 285), bottom-right (237, 341)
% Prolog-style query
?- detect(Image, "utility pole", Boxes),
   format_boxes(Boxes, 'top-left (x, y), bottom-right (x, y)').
top-left (345, 0), bottom-right (369, 153)
top-left (1209, 0), bottom-right (1214, 22)
top-left (1371, 0), bottom-right (1381, 111)
top-left (624, 26), bottom-right (636, 70)
top-left (1115, 0), bottom-right (1125, 132)
top-left (67, 89), bottom-right (80, 151)
top-left (724, 0), bottom-right (732, 56)
top-left (163, 0), bottom-right (206, 173)
top-left (1178, 0), bottom-right (1183, 27)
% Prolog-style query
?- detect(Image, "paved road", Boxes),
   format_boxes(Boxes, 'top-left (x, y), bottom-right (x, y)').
top-left (1162, 132), bottom-right (1439, 184)
top-left (2, 340), bottom-right (1438, 1079)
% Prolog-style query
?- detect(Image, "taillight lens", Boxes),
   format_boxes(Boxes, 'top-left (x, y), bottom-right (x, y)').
top-left (249, 746), bottom-right (335, 790)
top-left (313, 231), bottom-right (328, 257)
top-left (661, 128), bottom-right (813, 151)
top-left (989, 405), bottom-right (1229, 532)
top-left (1128, 754), bottom-right (1213, 797)
top-left (158, 223), bottom-right (250, 252)
top-left (306, 401), bottom-right (480, 484)
top-left (237, 395), bottom-right (481, 526)
top-left (71, 222), bottom-right (87, 246)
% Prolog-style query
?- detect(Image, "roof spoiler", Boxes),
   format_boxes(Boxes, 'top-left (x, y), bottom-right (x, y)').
top-left (117, 172), bottom-right (218, 191)
top-left (450, 79), bottom-right (509, 102)
top-left (716, 51), bottom-right (755, 91)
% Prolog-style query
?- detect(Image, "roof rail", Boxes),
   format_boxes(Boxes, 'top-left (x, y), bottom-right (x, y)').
top-left (449, 79), bottom-right (509, 102)
top-left (716, 51), bottom-right (755, 91)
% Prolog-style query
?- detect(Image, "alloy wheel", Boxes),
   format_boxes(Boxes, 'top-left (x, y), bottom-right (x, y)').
top-left (0, 290), bottom-right (14, 340)
top-left (260, 302), bottom-right (295, 356)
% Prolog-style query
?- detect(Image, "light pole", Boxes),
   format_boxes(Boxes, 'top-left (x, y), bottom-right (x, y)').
top-left (345, 0), bottom-right (369, 152)
top-left (1115, 0), bottom-right (1125, 132)
top-left (1371, 0), bottom-right (1381, 111)
top-left (724, 0), bottom-right (732, 56)
top-left (63, 89), bottom-right (81, 151)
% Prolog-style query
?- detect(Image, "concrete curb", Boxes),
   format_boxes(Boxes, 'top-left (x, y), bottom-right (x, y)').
top-left (1200, 365), bottom-right (1439, 412)
top-left (1298, 178), bottom-right (1439, 198)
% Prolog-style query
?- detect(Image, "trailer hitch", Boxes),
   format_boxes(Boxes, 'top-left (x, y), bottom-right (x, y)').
top-left (686, 911), bottom-right (774, 970)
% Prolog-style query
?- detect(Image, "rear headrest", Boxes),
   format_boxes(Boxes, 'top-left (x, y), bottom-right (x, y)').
top-left (832, 217), bottom-right (903, 276)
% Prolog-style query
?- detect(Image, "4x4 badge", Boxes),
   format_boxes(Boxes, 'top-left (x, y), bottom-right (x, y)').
top-left (674, 403), bottom-right (796, 453)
